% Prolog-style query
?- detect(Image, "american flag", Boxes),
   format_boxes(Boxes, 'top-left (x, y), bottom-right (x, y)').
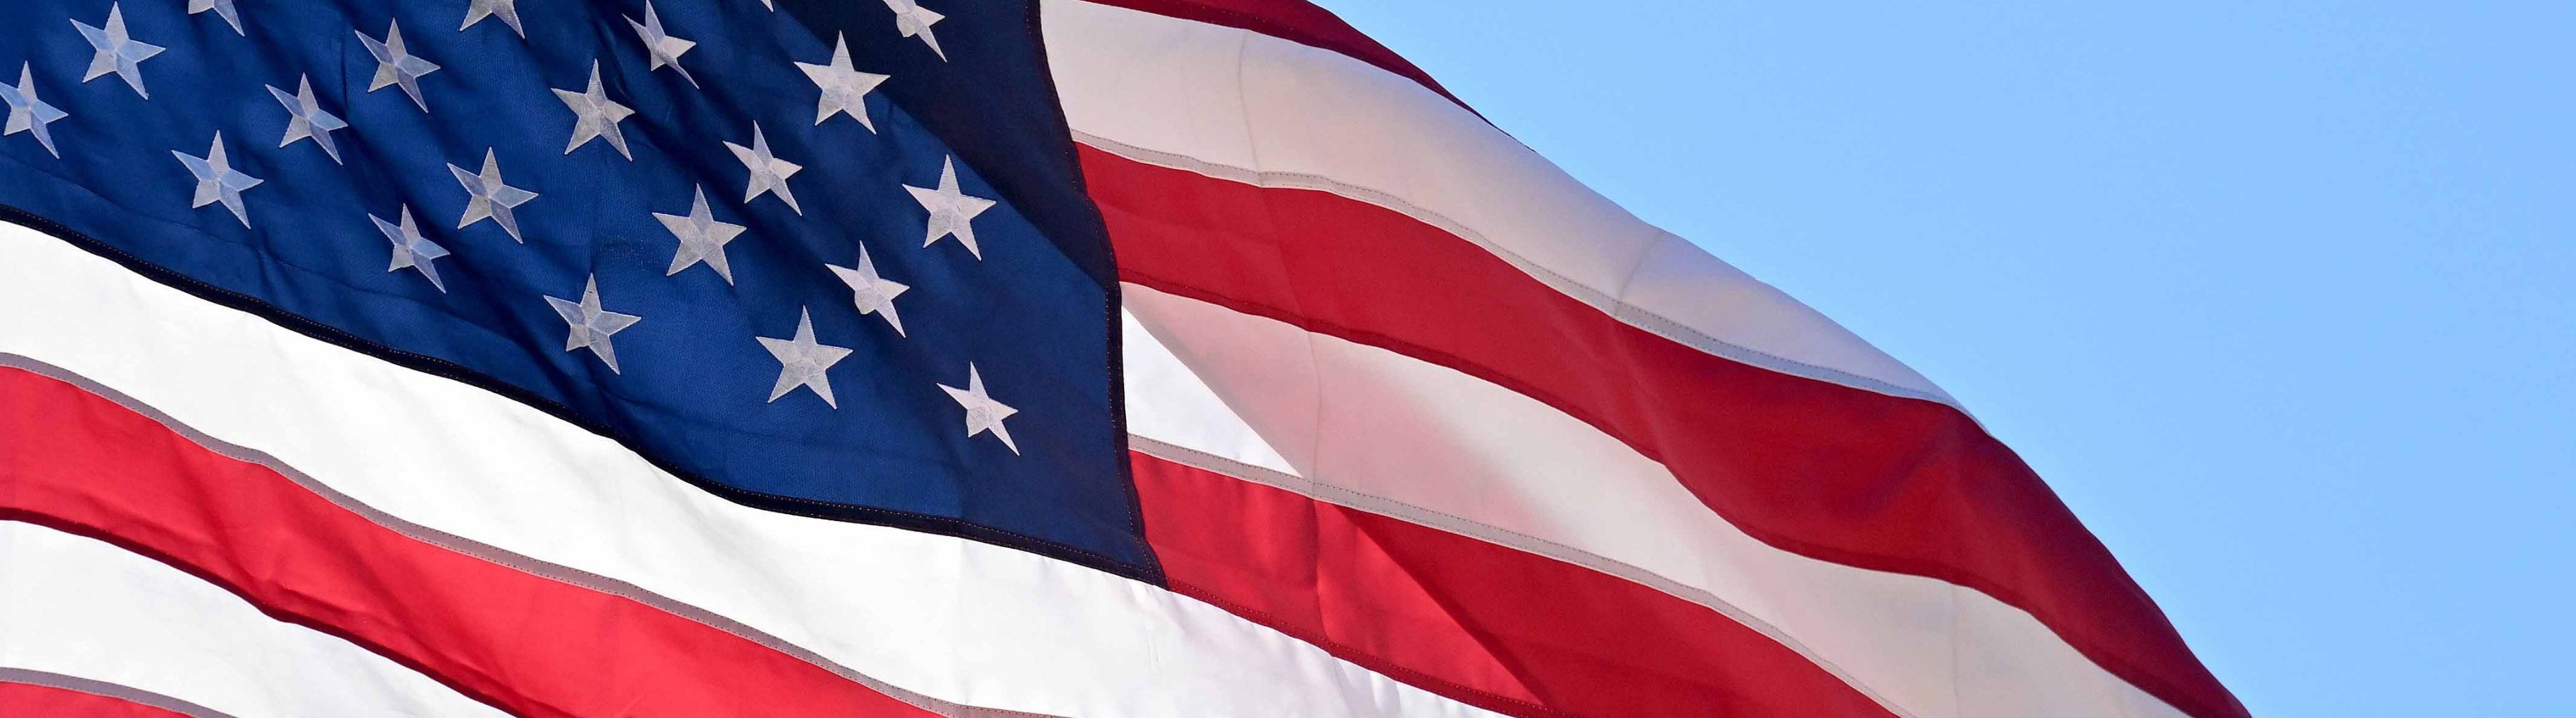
top-left (0, 2), bottom-right (2244, 718)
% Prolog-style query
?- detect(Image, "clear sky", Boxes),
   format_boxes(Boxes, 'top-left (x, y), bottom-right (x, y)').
top-left (1303, 2), bottom-right (2574, 716)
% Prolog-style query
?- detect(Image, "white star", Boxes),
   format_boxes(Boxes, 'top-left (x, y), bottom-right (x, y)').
top-left (553, 61), bottom-right (635, 159)
top-left (172, 132), bottom-right (262, 228)
top-left (461, 0), bottom-right (525, 38)
top-left (544, 275), bottom-right (643, 373)
top-left (370, 205), bottom-right (451, 292)
top-left (939, 364), bottom-right (1019, 454)
top-left (72, 3), bottom-right (164, 99)
top-left (266, 75), bottom-right (349, 164)
top-left (797, 33), bottom-right (889, 131)
top-left (757, 307), bottom-right (855, 408)
top-left (826, 245), bottom-right (910, 336)
top-left (884, 0), bottom-right (947, 61)
top-left (627, 1), bottom-right (699, 88)
top-left (1, 64), bottom-right (70, 159)
top-left (448, 148), bottom-right (539, 243)
top-left (358, 20), bottom-right (440, 112)
top-left (725, 123), bottom-right (803, 215)
top-left (905, 156), bottom-right (995, 258)
top-left (187, 0), bottom-right (243, 36)
top-left (654, 185), bottom-right (746, 284)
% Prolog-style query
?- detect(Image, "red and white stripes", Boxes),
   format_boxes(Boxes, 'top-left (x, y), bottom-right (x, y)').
top-left (1051, 1), bottom-right (2244, 718)
top-left (0, 2), bottom-right (2240, 717)
top-left (0, 223), bottom-right (1512, 718)
top-left (0, 524), bottom-right (510, 718)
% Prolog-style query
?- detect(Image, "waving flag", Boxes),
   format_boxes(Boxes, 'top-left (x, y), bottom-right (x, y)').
top-left (0, 2), bottom-right (2244, 718)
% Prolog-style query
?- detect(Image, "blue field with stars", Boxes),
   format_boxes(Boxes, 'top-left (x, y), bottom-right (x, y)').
top-left (0, 0), bottom-right (1153, 578)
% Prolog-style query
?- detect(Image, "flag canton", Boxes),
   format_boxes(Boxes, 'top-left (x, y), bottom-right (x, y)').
top-left (0, 0), bottom-right (1151, 577)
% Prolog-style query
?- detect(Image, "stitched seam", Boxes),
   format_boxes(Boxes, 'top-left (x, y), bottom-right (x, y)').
top-left (1027, 0), bottom-right (1164, 587)
top-left (0, 669), bottom-right (245, 718)
top-left (1220, 28), bottom-right (1334, 522)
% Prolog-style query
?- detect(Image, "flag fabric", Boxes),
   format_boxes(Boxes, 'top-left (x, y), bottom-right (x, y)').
top-left (0, 2), bottom-right (2244, 718)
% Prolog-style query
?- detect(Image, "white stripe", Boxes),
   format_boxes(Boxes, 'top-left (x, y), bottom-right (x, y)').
top-left (0, 522), bottom-right (509, 718)
top-left (1043, 0), bottom-right (1952, 406)
top-left (0, 226), bottom-right (1502, 718)
top-left (1120, 282), bottom-right (2190, 718)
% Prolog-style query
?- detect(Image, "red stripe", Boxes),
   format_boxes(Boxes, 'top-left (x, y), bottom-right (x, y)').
top-left (1131, 450), bottom-right (1899, 718)
top-left (1086, 145), bottom-right (2246, 718)
top-left (1065, 0), bottom-right (1472, 111)
top-left (0, 366), bottom-right (939, 718)
top-left (0, 682), bottom-right (198, 718)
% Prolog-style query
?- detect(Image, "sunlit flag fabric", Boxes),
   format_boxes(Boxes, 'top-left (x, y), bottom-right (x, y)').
top-left (0, 2), bottom-right (2246, 718)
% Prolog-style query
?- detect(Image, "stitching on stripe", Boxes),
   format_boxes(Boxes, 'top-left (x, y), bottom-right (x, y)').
top-left (1607, 227), bottom-right (1681, 345)
top-left (0, 668), bottom-right (247, 718)
top-left (1071, 132), bottom-right (1964, 410)
top-left (1127, 436), bottom-right (1921, 718)
top-left (0, 355), bottom-right (1068, 718)
top-left (1218, 24), bottom-right (1335, 516)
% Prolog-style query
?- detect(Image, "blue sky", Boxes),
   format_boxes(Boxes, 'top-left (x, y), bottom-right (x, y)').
top-left (1304, 1), bottom-right (2574, 716)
